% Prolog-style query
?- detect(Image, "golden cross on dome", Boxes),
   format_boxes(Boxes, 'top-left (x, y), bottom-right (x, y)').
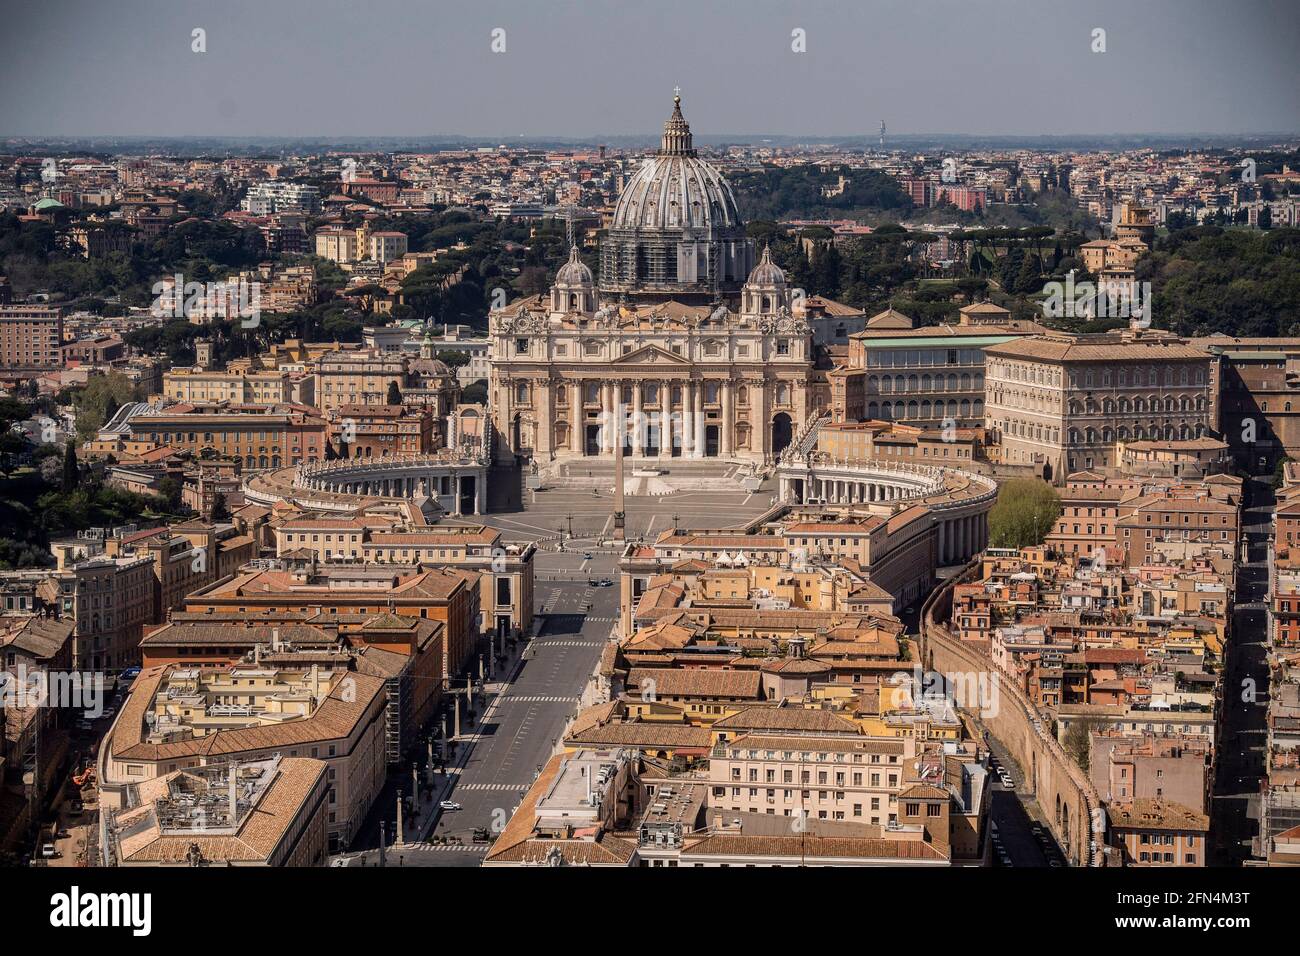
top-left (673, 86), bottom-right (681, 102)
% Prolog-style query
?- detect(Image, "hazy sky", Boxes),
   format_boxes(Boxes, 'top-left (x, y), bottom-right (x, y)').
top-left (1, 0), bottom-right (1297, 138)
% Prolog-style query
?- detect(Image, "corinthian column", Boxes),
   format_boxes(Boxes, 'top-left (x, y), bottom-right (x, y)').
top-left (681, 381), bottom-right (694, 458)
top-left (632, 380), bottom-right (644, 459)
top-left (693, 381), bottom-right (705, 459)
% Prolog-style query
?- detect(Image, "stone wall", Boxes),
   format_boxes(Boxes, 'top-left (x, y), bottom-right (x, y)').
top-left (920, 563), bottom-right (1106, 867)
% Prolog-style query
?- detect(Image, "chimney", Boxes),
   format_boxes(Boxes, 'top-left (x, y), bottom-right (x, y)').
top-left (228, 764), bottom-right (238, 821)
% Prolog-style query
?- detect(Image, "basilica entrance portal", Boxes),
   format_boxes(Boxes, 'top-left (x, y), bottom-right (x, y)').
top-left (772, 413), bottom-right (793, 456)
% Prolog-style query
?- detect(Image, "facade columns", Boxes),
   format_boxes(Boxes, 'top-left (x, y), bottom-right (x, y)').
top-left (571, 381), bottom-right (582, 454)
top-left (722, 380), bottom-right (734, 459)
top-left (687, 381), bottom-right (697, 458)
top-left (537, 380), bottom-right (552, 458)
top-left (600, 382), bottom-right (613, 453)
top-left (694, 382), bottom-right (705, 459)
top-left (632, 380), bottom-right (644, 458)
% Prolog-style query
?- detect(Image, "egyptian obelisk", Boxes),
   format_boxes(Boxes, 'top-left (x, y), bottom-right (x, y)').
top-left (612, 394), bottom-right (626, 541)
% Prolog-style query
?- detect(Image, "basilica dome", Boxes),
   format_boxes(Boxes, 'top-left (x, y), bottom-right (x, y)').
top-left (599, 93), bottom-right (754, 304)
top-left (610, 99), bottom-right (743, 232)
top-left (555, 245), bottom-right (594, 286)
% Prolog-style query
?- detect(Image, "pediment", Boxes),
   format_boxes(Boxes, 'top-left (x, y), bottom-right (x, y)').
top-left (611, 344), bottom-right (692, 366)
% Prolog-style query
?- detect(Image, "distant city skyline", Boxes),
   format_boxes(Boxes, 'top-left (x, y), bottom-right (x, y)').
top-left (1, 0), bottom-right (1297, 139)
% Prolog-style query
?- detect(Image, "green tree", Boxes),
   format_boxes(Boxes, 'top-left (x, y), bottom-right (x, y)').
top-left (61, 441), bottom-right (79, 494)
top-left (436, 349), bottom-right (471, 370)
top-left (211, 491), bottom-right (231, 522)
top-left (1063, 717), bottom-right (1099, 771)
top-left (1274, 456), bottom-right (1293, 489)
top-left (387, 380), bottom-right (403, 405)
top-left (72, 371), bottom-right (139, 442)
top-left (988, 479), bottom-right (1061, 549)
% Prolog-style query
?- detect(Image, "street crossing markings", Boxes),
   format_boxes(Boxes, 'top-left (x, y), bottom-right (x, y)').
top-left (427, 844), bottom-right (490, 853)
top-left (498, 694), bottom-right (580, 703)
top-left (456, 782), bottom-right (534, 791)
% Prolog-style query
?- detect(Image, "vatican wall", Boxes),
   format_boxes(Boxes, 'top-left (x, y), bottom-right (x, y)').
top-left (921, 564), bottom-right (1105, 867)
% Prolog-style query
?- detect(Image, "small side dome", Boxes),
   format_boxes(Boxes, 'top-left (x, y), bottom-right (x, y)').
top-left (746, 246), bottom-right (786, 288)
top-left (555, 245), bottom-right (594, 287)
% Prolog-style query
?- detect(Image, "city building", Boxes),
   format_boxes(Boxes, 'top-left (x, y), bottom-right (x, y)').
top-left (983, 330), bottom-right (1215, 480)
top-left (98, 662), bottom-right (387, 851)
top-left (0, 304), bottom-right (64, 372)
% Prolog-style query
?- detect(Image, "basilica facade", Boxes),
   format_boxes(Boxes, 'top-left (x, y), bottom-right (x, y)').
top-left (488, 95), bottom-right (817, 467)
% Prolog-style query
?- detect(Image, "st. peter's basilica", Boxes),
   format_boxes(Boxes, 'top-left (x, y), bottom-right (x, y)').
top-left (488, 93), bottom-right (819, 468)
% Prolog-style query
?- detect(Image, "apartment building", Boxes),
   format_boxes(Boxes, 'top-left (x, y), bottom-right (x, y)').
top-left (367, 231), bottom-right (408, 264)
top-left (1107, 800), bottom-right (1209, 867)
top-left (35, 544), bottom-right (155, 672)
top-left (709, 732), bottom-right (916, 827)
top-left (241, 181), bottom-right (321, 215)
top-left (163, 366), bottom-right (299, 405)
top-left (1091, 733), bottom-right (1211, 811)
top-left (100, 662), bottom-right (386, 851)
top-left (183, 563), bottom-right (480, 682)
top-left (106, 755), bottom-right (330, 866)
top-left (273, 519), bottom-right (535, 639)
top-left (0, 304), bottom-right (64, 370)
top-left (314, 224), bottom-right (359, 263)
top-left (124, 405), bottom-right (327, 470)
top-left (329, 404), bottom-right (433, 457)
top-left (315, 351), bottom-right (407, 413)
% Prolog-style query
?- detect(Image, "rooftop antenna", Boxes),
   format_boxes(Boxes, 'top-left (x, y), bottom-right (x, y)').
top-left (879, 120), bottom-right (886, 149)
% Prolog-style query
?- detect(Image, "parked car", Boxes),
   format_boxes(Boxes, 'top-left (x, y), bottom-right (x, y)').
top-left (39, 843), bottom-right (58, 859)
top-left (439, 800), bottom-right (461, 811)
